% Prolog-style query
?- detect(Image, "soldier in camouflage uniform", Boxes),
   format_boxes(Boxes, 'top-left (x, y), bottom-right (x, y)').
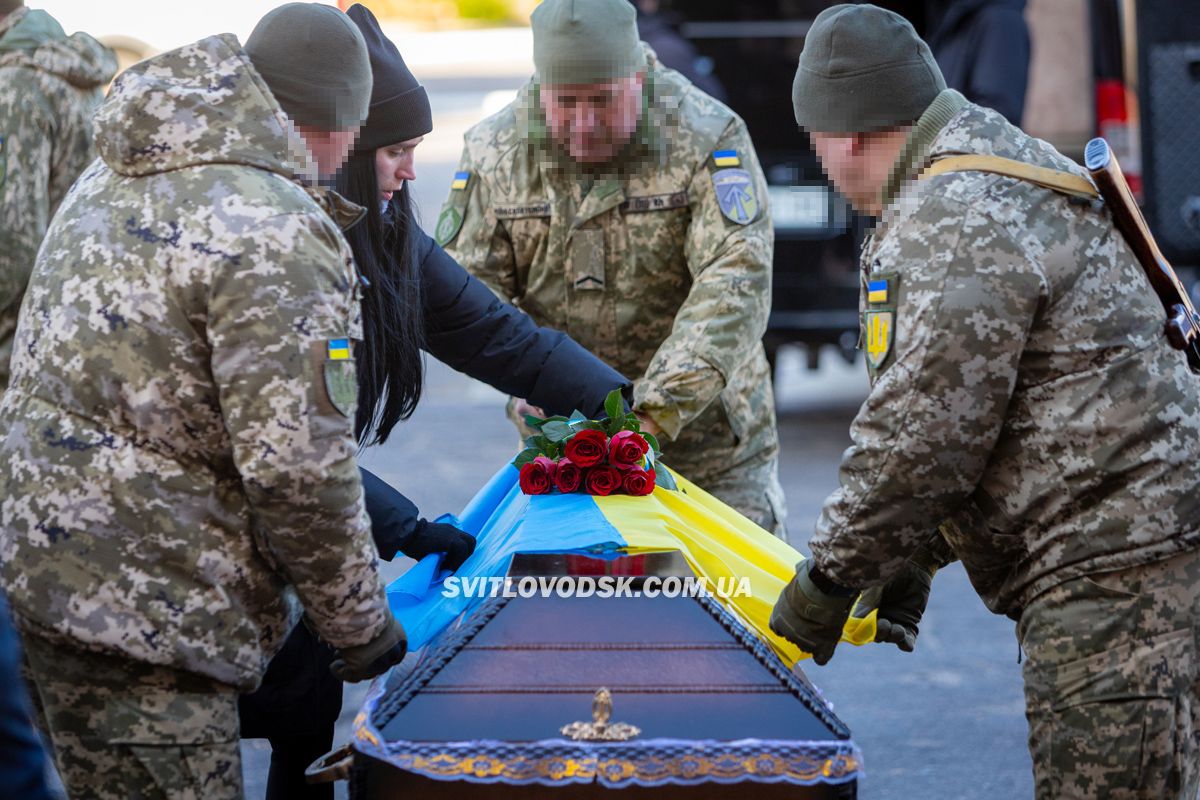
top-left (438, 0), bottom-right (786, 533)
top-left (769, 6), bottom-right (1200, 798)
top-left (0, 5), bottom-right (406, 798)
top-left (0, 0), bottom-right (116, 393)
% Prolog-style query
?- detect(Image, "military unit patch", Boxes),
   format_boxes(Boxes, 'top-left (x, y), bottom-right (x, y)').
top-left (451, 171), bottom-right (470, 190)
top-left (864, 310), bottom-right (894, 371)
top-left (435, 205), bottom-right (464, 247)
top-left (323, 358), bottom-right (356, 418)
top-left (712, 168), bottom-right (758, 225)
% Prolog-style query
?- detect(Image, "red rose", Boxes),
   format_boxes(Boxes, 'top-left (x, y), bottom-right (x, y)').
top-left (584, 465), bottom-right (622, 496)
top-left (564, 429), bottom-right (608, 468)
top-left (554, 458), bottom-right (582, 493)
top-left (608, 430), bottom-right (650, 467)
top-left (518, 456), bottom-right (556, 495)
top-left (621, 467), bottom-right (656, 497)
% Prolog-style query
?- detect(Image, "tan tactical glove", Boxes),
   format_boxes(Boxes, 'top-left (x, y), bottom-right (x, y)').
top-left (329, 615), bottom-right (407, 683)
top-left (770, 560), bottom-right (857, 665)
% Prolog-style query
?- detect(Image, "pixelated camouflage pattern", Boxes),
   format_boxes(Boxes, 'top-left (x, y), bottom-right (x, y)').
top-left (809, 91), bottom-right (1200, 616)
top-left (1019, 548), bottom-right (1200, 799)
top-left (24, 633), bottom-right (242, 800)
top-left (0, 7), bottom-right (116, 392)
top-left (0, 34), bottom-right (391, 690)
top-left (441, 47), bottom-right (786, 531)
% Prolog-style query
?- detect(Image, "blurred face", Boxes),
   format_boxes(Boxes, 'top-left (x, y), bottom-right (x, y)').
top-left (809, 129), bottom-right (907, 216)
top-left (374, 136), bottom-right (424, 205)
top-left (297, 125), bottom-right (361, 179)
top-left (540, 73), bottom-right (645, 165)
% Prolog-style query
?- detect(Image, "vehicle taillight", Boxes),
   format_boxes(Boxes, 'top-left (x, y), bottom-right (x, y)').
top-left (1095, 77), bottom-right (1143, 199)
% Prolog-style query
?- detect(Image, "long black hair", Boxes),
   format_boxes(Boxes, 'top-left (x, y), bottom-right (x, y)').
top-left (335, 150), bottom-right (425, 447)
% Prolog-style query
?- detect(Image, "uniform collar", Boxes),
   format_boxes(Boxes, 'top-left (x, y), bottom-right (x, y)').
top-left (0, 7), bottom-right (30, 41)
top-left (879, 89), bottom-right (969, 209)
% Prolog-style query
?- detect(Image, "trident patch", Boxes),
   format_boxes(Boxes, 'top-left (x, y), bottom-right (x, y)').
top-left (712, 168), bottom-right (758, 224)
top-left (864, 310), bottom-right (894, 371)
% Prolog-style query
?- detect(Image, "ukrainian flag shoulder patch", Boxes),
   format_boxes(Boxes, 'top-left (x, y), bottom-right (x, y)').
top-left (712, 149), bottom-right (740, 167)
top-left (327, 338), bottom-right (351, 360)
top-left (867, 279), bottom-right (889, 304)
top-left (451, 171), bottom-right (470, 190)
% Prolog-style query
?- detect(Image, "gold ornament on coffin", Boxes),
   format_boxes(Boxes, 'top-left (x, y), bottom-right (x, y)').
top-left (560, 688), bottom-right (641, 742)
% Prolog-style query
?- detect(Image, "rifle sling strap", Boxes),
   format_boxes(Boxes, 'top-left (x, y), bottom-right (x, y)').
top-left (920, 154), bottom-right (1101, 201)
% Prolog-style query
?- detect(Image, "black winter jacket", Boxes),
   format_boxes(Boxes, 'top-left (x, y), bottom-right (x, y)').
top-left (363, 226), bottom-right (629, 561)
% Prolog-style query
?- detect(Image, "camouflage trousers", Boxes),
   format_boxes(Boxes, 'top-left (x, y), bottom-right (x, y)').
top-left (1018, 547), bottom-right (1200, 799)
top-left (22, 634), bottom-right (243, 800)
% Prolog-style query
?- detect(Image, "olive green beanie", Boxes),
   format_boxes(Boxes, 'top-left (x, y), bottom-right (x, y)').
top-left (245, 3), bottom-right (372, 131)
top-left (532, 0), bottom-right (646, 86)
top-left (792, 3), bottom-right (946, 133)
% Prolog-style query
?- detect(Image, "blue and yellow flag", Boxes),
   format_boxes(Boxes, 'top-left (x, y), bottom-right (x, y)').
top-left (450, 171), bottom-right (470, 190)
top-left (327, 339), bottom-right (351, 360)
top-left (712, 149), bottom-right (740, 167)
top-left (867, 279), bottom-right (889, 303)
top-left (386, 464), bottom-right (877, 667)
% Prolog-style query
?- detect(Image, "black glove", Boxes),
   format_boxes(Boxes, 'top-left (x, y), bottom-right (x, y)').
top-left (329, 615), bottom-right (407, 683)
top-left (855, 552), bottom-right (938, 653)
top-left (769, 560), bottom-right (856, 666)
top-left (403, 519), bottom-right (476, 573)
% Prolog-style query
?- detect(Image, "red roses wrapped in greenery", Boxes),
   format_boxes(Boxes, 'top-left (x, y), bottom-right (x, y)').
top-left (513, 390), bottom-right (676, 496)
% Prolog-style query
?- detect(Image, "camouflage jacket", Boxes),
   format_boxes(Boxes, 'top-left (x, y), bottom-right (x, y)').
top-left (439, 48), bottom-right (780, 498)
top-left (0, 34), bottom-right (392, 690)
top-left (809, 90), bottom-right (1200, 617)
top-left (0, 7), bottom-right (115, 392)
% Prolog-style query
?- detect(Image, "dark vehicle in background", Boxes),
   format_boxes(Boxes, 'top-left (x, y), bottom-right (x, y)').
top-left (645, 0), bottom-right (1200, 372)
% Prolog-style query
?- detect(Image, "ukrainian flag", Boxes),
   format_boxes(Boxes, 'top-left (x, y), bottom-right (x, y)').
top-left (450, 171), bottom-right (470, 190)
top-left (712, 149), bottom-right (740, 167)
top-left (867, 279), bottom-right (889, 303)
top-left (327, 338), bottom-right (351, 360)
top-left (386, 463), bottom-right (878, 667)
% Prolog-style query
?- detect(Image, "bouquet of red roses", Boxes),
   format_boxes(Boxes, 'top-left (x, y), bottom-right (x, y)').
top-left (512, 389), bottom-right (677, 496)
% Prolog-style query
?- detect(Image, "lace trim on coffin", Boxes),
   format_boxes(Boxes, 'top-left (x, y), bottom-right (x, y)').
top-left (352, 735), bottom-right (862, 787)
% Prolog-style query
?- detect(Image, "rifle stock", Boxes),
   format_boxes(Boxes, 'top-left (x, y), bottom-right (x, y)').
top-left (1085, 137), bottom-right (1200, 374)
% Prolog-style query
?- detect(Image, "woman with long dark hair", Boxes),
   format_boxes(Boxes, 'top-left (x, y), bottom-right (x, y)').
top-left (237, 7), bottom-right (629, 798)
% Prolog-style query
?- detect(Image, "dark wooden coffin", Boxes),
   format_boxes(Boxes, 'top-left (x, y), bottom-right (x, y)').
top-left (346, 553), bottom-right (860, 798)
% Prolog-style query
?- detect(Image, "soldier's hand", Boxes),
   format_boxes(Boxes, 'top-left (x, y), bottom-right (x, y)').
top-left (635, 412), bottom-right (662, 438)
top-left (330, 615), bottom-right (407, 683)
top-left (403, 520), bottom-right (476, 573)
top-left (769, 560), bottom-right (856, 665)
top-left (513, 398), bottom-right (546, 421)
top-left (855, 557), bottom-right (936, 653)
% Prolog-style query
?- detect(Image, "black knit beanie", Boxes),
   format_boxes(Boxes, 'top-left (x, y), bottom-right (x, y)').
top-left (346, 4), bottom-right (433, 153)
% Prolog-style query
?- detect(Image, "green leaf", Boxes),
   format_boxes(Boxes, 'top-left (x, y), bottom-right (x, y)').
top-left (569, 409), bottom-right (588, 423)
top-left (524, 435), bottom-right (542, 450)
top-left (574, 420), bottom-right (605, 432)
top-left (542, 420), bottom-right (575, 442)
top-left (524, 414), bottom-right (547, 429)
top-left (604, 389), bottom-right (624, 423)
top-left (654, 465), bottom-right (679, 492)
top-left (642, 432), bottom-right (661, 456)
top-left (512, 448), bottom-right (539, 468)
